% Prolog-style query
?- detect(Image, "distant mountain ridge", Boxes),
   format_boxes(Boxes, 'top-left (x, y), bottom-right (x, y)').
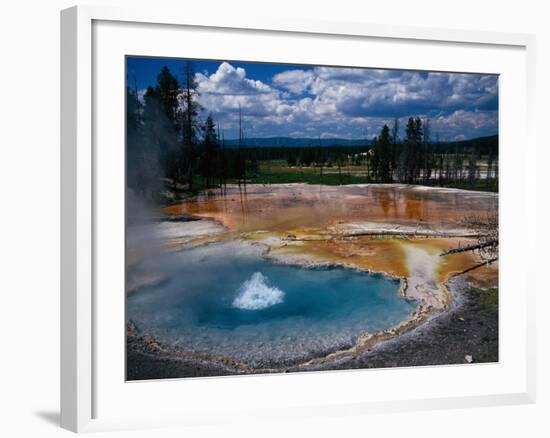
top-left (223, 137), bottom-right (369, 148)
top-left (451, 134), bottom-right (498, 147)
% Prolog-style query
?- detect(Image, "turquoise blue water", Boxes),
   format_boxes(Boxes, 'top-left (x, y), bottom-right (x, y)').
top-left (127, 241), bottom-right (416, 367)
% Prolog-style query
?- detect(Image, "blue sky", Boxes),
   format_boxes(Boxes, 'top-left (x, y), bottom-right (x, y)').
top-left (127, 56), bottom-right (498, 141)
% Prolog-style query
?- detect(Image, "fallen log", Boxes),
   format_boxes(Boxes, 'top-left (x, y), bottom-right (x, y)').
top-left (449, 257), bottom-right (498, 277)
top-left (440, 239), bottom-right (498, 256)
top-left (285, 230), bottom-right (490, 242)
top-left (346, 230), bottom-right (489, 238)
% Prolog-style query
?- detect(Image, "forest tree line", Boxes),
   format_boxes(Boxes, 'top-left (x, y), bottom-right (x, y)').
top-left (367, 118), bottom-right (498, 187)
top-left (127, 62), bottom-right (498, 199)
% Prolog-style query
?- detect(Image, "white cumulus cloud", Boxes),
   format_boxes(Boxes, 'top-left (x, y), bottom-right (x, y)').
top-left (184, 61), bottom-right (498, 140)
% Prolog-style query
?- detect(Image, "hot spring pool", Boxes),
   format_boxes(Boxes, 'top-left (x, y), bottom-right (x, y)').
top-left (127, 241), bottom-right (416, 367)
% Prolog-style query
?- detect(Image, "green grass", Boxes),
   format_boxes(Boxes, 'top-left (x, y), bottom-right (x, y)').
top-left (475, 287), bottom-right (499, 312)
top-left (242, 163), bottom-right (369, 185)
top-left (171, 161), bottom-right (498, 194)
top-left (240, 161), bottom-right (498, 192)
top-left (437, 179), bottom-right (498, 193)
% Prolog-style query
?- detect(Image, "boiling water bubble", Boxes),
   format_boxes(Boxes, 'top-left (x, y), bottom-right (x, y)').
top-left (232, 272), bottom-right (285, 310)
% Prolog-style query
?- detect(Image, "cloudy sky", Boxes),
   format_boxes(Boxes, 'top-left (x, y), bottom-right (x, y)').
top-left (127, 57), bottom-right (498, 142)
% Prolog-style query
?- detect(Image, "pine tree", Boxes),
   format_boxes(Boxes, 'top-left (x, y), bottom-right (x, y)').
top-left (371, 124), bottom-right (392, 182)
top-left (200, 113), bottom-right (218, 186)
top-left (422, 118), bottom-right (433, 183)
top-left (403, 117), bottom-right (415, 183)
top-left (180, 61), bottom-right (203, 191)
top-left (379, 124), bottom-right (392, 182)
top-left (202, 113), bottom-right (217, 146)
top-left (156, 66), bottom-right (180, 127)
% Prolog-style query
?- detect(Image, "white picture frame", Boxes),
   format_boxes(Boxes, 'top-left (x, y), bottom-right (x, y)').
top-left (60, 4), bottom-right (537, 433)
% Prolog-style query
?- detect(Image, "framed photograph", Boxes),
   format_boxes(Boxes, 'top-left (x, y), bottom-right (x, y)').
top-left (61, 5), bottom-right (536, 432)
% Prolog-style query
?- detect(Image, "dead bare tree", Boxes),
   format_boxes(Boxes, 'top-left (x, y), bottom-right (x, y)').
top-left (441, 211), bottom-right (498, 276)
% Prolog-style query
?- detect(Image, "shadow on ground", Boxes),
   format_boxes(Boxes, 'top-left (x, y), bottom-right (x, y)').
top-left (34, 411), bottom-right (59, 427)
